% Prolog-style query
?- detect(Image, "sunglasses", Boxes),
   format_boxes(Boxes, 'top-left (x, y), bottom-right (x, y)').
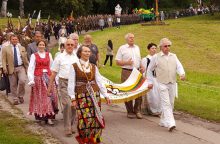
top-left (163, 45), bottom-right (171, 48)
top-left (66, 44), bottom-right (74, 46)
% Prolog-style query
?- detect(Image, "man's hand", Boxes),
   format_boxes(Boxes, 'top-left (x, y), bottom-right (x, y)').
top-left (180, 75), bottom-right (185, 81)
top-left (148, 84), bottom-right (153, 89)
top-left (126, 58), bottom-right (133, 66)
top-left (3, 69), bottom-right (8, 75)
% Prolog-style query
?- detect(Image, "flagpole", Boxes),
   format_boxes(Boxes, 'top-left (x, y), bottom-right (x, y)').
top-left (155, 0), bottom-right (159, 24)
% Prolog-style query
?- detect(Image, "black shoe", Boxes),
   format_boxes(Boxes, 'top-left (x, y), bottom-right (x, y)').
top-left (169, 126), bottom-right (176, 132)
top-left (19, 97), bottom-right (24, 104)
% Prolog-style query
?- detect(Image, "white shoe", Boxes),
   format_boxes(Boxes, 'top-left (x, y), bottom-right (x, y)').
top-left (47, 119), bottom-right (54, 125)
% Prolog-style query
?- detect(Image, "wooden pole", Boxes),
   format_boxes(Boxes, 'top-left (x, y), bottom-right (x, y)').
top-left (155, 0), bottom-right (159, 24)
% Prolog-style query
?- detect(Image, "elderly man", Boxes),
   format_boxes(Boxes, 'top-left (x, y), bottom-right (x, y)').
top-left (115, 33), bottom-right (144, 119)
top-left (69, 33), bottom-right (81, 53)
top-left (2, 34), bottom-right (29, 105)
top-left (27, 31), bottom-right (48, 60)
top-left (83, 34), bottom-right (99, 66)
top-left (147, 38), bottom-right (185, 132)
top-left (48, 39), bottom-right (78, 137)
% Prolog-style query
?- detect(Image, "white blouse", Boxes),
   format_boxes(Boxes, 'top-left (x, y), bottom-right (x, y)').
top-left (68, 59), bottom-right (109, 100)
top-left (27, 52), bottom-right (53, 85)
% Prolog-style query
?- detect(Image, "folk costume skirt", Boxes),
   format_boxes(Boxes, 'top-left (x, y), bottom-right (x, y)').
top-left (29, 73), bottom-right (59, 120)
top-left (75, 91), bottom-right (103, 144)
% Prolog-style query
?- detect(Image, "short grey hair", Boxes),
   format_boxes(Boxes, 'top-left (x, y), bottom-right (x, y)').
top-left (69, 33), bottom-right (79, 40)
top-left (125, 33), bottom-right (134, 40)
top-left (159, 38), bottom-right (172, 47)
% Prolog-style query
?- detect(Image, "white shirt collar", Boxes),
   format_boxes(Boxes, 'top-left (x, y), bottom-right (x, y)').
top-left (10, 44), bottom-right (18, 48)
top-left (79, 59), bottom-right (89, 66)
top-left (126, 44), bottom-right (136, 48)
top-left (63, 50), bottom-right (75, 56)
top-left (160, 51), bottom-right (172, 56)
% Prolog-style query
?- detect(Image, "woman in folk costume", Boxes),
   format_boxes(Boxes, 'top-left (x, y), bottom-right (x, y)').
top-left (28, 40), bottom-right (58, 125)
top-left (141, 43), bottom-right (161, 116)
top-left (68, 45), bottom-right (111, 144)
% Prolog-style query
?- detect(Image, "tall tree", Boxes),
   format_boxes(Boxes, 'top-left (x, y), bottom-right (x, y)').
top-left (1, 0), bottom-right (8, 17)
top-left (19, 0), bottom-right (25, 17)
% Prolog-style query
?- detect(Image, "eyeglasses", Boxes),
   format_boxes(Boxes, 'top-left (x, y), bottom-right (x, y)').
top-left (163, 45), bottom-right (171, 48)
top-left (66, 44), bottom-right (74, 46)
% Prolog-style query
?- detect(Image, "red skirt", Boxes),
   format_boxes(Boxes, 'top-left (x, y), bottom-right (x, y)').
top-left (29, 75), bottom-right (58, 119)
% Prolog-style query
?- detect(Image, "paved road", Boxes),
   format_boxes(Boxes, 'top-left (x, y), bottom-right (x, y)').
top-left (1, 83), bottom-right (220, 144)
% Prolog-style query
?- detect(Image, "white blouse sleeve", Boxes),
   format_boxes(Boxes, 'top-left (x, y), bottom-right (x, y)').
top-left (68, 65), bottom-right (76, 100)
top-left (27, 54), bottom-right (36, 85)
top-left (95, 66), bottom-right (109, 98)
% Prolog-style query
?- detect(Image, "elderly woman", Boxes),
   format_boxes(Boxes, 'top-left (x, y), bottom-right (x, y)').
top-left (68, 45), bottom-right (110, 144)
top-left (28, 40), bottom-right (58, 125)
top-left (141, 43), bottom-right (160, 116)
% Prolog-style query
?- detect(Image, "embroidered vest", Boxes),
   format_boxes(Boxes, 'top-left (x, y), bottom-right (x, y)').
top-left (73, 63), bottom-right (99, 94)
top-left (34, 52), bottom-right (51, 76)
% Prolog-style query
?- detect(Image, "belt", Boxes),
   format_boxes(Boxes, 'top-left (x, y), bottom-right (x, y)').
top-left (59, 77), bottom-right (68, 81)
top-left (122, 68), bottom-right (133, 71)
top-left (14, 65), bottom-right (23, 68)
top-left (76, 81), bottom-right (96, 86)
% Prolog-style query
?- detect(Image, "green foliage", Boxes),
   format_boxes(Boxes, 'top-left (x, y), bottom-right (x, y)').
top-left (5, 0), bottom-right (216, 18)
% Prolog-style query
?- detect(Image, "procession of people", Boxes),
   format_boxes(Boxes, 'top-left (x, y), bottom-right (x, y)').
top-left (0, 5), bottom-right (187, 144)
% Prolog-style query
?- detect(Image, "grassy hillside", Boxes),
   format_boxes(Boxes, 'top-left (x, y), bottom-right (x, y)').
top-left (79, 14), bottom-right (220, 122)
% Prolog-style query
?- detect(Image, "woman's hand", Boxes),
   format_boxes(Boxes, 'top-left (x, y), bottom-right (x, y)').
top-left (71, 100), bottom-right (77, 107)
top-left (47, 86), bottom-right (52, 96)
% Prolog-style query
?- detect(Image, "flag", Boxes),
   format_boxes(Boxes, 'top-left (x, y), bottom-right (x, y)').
top-left (100, 68), bottom-right (148, 103)
top-left (36, 10), bottom-right (41, 24)
top-left (17, 16), bottom-right (21, 31)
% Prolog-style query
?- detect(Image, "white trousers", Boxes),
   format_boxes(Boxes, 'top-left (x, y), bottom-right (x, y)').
top-left (158, 82), bottom-right (176, 128)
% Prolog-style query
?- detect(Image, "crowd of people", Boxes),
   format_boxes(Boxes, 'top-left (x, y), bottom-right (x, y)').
top-left (0, 10), bottom-right (187, 143)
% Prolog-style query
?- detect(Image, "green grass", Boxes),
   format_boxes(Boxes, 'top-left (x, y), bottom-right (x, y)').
top-left (0, 110), bottom-right (43, 144)
top-left (51, 14), bottom-right (220, 122)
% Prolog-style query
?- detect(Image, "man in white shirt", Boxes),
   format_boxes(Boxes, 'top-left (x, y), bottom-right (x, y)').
top-left (147, 38), bottom-right (185, 132)
top-left (48, 39), bottom-right (78, 136)
top-left (115, 33), bottom-right (144, 119)
top-left (69, 33), bottom-right (80, 53)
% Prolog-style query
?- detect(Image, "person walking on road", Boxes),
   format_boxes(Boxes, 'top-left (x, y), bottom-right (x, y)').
top-left (28, 40), bottom-right (58, 125)
top-left (141, 43), bottom-right (161, 116)
top-left (68, 45), bottom-right (110, 144)
top-left (48, 39), bottom-right (78, 137)
top-left (2, 34), bottom-right (29, 105)
top-left (147, 38), bottom-right (185, 132)
top-left (115, 33), bottom-right (144, 119)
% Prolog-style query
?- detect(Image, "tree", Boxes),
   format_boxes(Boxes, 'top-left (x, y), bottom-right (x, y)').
top-left (19, 0), bottom-right (25, 17)
top-left (1, 0), bottom-right (8, 17)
